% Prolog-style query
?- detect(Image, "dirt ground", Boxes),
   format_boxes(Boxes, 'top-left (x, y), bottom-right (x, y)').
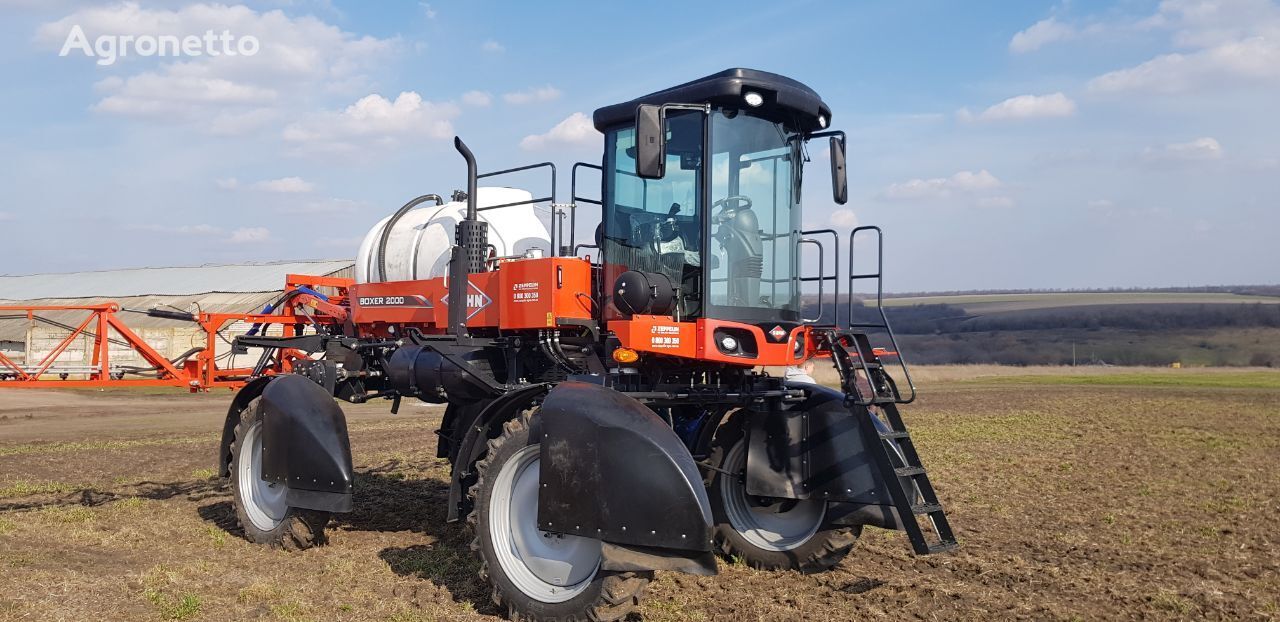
top-left (1, 367), bottom-right (1277, 621)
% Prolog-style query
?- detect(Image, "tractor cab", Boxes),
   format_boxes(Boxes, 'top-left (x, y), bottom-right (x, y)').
top-left (591, 68), bottom-right (844, 322)
top-left (591, 68), bottom-right (848, 362)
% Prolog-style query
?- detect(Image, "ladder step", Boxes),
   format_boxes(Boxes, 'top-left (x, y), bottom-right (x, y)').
top-left (895, 466), bottom-right (926, 477)
top-left (879, 430), bottom-right (910, 440)
top-left (911, 502), bottom-right (942, 514)
top-left (926, 540), bottom-right (958, 555)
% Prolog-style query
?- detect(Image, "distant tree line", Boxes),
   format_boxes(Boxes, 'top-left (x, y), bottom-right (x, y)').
top-left (820, 302), bottom-right (1280, 335)
top-left (800, 302), bottom-right (1280, 366)
top-left (878, 285), bottom-right (1280, 298)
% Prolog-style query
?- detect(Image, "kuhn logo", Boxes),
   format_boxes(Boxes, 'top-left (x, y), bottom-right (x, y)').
top-left (440, 280), bottom-right (492, 320)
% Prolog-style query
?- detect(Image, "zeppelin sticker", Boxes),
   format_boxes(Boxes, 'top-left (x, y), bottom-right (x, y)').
top-left (650, 324), bottom-right (681, 349)
top-left (512, 281), bottom-right (541, 303)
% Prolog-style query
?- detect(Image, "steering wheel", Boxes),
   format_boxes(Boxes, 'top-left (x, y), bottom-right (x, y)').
top-left (712, 195), bottom-right (753, 222)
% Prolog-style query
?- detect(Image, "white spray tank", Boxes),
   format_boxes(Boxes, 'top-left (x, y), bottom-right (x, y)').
top-left (355, 187), bottom-right (552, 283)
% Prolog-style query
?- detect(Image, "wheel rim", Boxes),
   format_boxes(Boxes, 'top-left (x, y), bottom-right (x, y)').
top-left (237, 420), bottom-right (289, 532)
top-left (489, 444), bottom-right (600, 603)
top-left (720, 438), bottom-right (825, 552)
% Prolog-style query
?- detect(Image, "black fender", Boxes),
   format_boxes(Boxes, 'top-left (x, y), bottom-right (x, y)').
top-left (445, 384), bottom-right (549, 522)
top-left (437, 400), bottom-right (490, 460)
top-left (259, 374), bottom-right (354, 513)
top-left (217, 376), bottom-right (274, 478)
top-left (743, 381), bottom-right (900, 528)
top-left (537, 381), bottom-right (714, 554)
top-left (218, 374), bottom-right (354, 513)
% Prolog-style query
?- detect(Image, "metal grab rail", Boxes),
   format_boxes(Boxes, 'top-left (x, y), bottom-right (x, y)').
top-left (846, 225), bottom-right (916, 403)
top-left (570, 162), bottom-right (603, 256)
top-left (798, 228), bottom-right (840, 325)
top-left (474, 161), bottom-right (560, 254)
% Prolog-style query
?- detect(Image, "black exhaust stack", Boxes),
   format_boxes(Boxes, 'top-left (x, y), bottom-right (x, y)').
top-left (449, 137), bottom-right (489, 337)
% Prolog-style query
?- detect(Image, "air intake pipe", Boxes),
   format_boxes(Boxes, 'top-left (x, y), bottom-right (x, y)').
top-left (449, 137), bottom-right (489, 336)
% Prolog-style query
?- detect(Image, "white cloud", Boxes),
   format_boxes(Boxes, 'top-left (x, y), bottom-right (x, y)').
top-left (1087, 199), bottom-right (1115, 209)
top-left (829, 209), bottom-right (859, 228)
top-left (1142, 137), bottom-right (1224, 162)
top-left (882, 170), bottom-right (1002, 200)
top-left (253, 176), bottom-right (314, 193)
top-left (315, 235), bottom-right (366, 249)
top-left (92, 74), bottom-right (277, 117)
top-left (1142, 0), bottom-right (1280, 49)
top-left (0, 212), bottom-right (15, 222)
top-left (1010, 17), bottom-right (1077, 53)
top-left (975, 196), bottom-right (1016, 209)
top-left (282, 91), bottom-right (459, 153)
top-left (215, 177), bottom-right (239, 190)
top-left (281, 197), bottom-right (367, 215)
top-left (207, 108), bottom-right (278, 136)
top-left (36, 2), bottom-right (397, 131)
top-left (519, 112), bottom-right (600, 151)
top-left (481, 39), bottom-right (504, 53)
top-left (461, 90), bottom-right (492, 107)
top-left (228, 227), bottom-right (270, 243)
top-left (1090, 37), bottom-right (1280, 93)
top-left (123, 223), bottom-right (222, 235)
top-left (419, 3), bottom-right (437, 19)
top-left (1089, 0), bottom-right (1280, 94)
top-left (957, 92), bottom-right (1076, 122)
top-left (503, 85), bottom-right (561, 105)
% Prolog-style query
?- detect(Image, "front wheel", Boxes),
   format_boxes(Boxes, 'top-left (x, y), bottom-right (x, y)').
top-left (467, 410), bottom-right (650, 621)
top-left (229, 397), bottom-right (330, 550)
top-left (708, 413), bottom-right (859, 572)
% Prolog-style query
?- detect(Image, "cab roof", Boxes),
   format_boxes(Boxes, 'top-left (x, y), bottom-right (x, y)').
top-left (591, 68), bottom-right (832, 134)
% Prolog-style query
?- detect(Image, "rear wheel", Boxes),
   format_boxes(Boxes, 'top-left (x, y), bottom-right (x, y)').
top-left (708, 413), bottom-right (859, 572)
top-left (468, 410), bottom-right (650, 621)
top-left (229, 397), bottom-right (330, 550)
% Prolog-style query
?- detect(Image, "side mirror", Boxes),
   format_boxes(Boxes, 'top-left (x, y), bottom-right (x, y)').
top-left (829, 136), bottom-right (848, 205)
top-left (636, 104), bottom-right (666, 179)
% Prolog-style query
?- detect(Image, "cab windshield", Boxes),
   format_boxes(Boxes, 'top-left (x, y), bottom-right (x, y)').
top-left (707, 110), bottom-right (802, 321)
top-left (602, 112), bottom-right (704, 317)
top-left (601, 109), bottom-right (803, 321)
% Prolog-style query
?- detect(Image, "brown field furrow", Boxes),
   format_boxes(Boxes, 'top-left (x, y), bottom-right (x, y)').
top-left (1, 373), bottom-right (1278, 621)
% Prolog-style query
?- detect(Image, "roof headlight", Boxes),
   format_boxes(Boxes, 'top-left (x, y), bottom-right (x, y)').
top-left (818, 114), bottom-right (828, 128)
top-left (743, 91), bottom-right (764, 108)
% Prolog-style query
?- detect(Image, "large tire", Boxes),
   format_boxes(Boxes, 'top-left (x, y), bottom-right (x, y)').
top-left (467, 410), bottom-right (650, 622)
top-left (229, 397), bottom-right (330, 550)
top-left (708, 411), bottom-right (859, 573)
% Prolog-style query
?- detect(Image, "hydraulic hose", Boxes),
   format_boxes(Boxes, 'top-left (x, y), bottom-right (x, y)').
top-left (376, 194), bottom-right (444, 282)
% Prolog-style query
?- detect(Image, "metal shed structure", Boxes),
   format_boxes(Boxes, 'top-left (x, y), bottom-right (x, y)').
top-left (0, 260), bottom-right (354, 379)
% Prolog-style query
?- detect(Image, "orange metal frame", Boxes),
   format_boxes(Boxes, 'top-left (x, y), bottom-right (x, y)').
top-left (0, 274), bottom-right (353, 391)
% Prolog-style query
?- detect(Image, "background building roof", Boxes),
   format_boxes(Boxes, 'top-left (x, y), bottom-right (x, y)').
top-left (0, 260), bottom-right (353, 301)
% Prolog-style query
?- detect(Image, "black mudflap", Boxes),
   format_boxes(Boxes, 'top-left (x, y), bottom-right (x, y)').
top-left (259, 374), bottom-right (354, 513)
top-left (537, 381), bottom-right (714, 555)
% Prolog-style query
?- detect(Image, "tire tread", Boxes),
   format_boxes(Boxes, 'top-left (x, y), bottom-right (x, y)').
top-left (466, 410), bottom-right (650, 621)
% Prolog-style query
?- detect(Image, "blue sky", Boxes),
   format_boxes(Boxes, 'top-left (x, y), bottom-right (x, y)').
top-left (0, 0), bottom-right (1276, 291)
